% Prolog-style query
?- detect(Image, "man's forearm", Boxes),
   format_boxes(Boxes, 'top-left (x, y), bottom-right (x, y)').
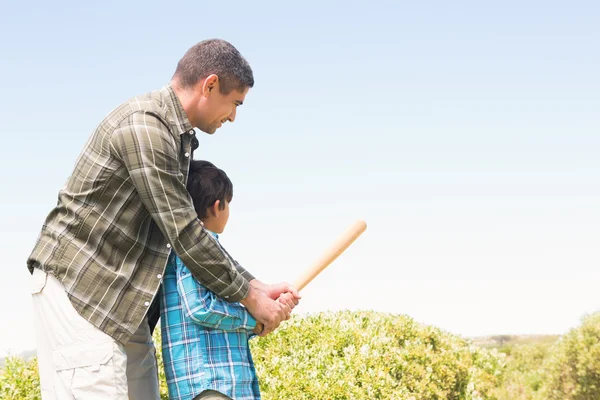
top-left (249, 279), bottom-right (265, 291)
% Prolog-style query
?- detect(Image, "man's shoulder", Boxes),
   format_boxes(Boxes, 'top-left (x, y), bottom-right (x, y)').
top-left (101, 87), bottom-right (171, 129)
top-left (128, 87), bottom-right (170, 116)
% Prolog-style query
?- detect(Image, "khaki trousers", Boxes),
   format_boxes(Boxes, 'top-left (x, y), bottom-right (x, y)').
top-left (31, 268), bottom-right (160, 399)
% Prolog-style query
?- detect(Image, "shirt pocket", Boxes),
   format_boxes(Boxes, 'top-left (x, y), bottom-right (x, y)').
top-left (52, 342), bottom-right (118, 399)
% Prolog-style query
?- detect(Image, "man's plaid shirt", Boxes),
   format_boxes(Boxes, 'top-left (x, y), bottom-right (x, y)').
top-left (27, 84), bottom-right (253, 344)
top-left (161, 236), bottom-right (260, 400)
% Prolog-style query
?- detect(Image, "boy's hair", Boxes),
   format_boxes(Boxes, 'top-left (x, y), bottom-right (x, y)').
top-left (186, 160), bottom-right (233, 219)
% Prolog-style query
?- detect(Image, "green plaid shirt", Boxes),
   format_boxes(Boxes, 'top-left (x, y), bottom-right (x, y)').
top-left (27, 84), bottom-right (253, 344)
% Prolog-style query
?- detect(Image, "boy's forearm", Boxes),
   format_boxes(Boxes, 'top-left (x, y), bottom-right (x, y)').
top-left (190, 311), bottom-right (257, 332)
top-left (187, 295), bottom-right (257, 332)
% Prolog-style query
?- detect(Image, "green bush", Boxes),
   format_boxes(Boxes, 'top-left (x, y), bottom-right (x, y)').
top-left (0, 355), bottom-right (40, 400)
top-left (1, 311), bottom-right (506, 399)
top-left (153, 329), bottom-right (170, 400)
top-left (541, 313), bottom-right (600, 400)
top-left (492, 342), bottom-right (553, 400)
top-left (6, 311), bottom-right (600, 399)
top-left (250, 311), bottom-right (505, 399)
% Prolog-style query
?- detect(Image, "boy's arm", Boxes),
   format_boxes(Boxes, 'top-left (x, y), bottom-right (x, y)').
top-left (178, 266), bottom-right (258, 332)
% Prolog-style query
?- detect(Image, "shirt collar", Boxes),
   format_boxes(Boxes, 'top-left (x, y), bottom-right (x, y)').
top-left (160, 83), bottom-right (194, 135)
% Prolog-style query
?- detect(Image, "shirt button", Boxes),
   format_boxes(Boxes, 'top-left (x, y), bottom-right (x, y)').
top-left (184, 152), bottom-right (190, 158)
top-left (144, 301), bottom-right (150, 307)
top-left (188, 129), bottom-right (195, 135)
top-left (166, 244), bottom-right (171, 249)
top-left (157, 274), bottom-right (162, 279)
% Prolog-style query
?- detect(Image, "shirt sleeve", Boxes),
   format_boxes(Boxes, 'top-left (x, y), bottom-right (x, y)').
top-left (214, 240), bottom-right (256, 282)
top-left (177, 261), bottom-right (257, 332)
top-left (110, 111), bottom-right (249, 302)
top-left (235, 262), bottom-right (255, 282)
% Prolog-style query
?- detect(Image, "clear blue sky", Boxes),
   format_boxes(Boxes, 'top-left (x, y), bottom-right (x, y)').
top-left (1, 0), bottom-right (599, 355)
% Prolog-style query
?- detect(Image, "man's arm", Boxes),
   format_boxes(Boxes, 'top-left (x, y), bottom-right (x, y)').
top-left (235, 262), bottom-right (255, 282)
top-left (110, 112), bottom-right (248, 302)
top-left (215, 241), bottom-right (255, 283)
top-left (212, 244), bottom-right (300, 335)
top-left (213, 242), bottom-right (301, 331)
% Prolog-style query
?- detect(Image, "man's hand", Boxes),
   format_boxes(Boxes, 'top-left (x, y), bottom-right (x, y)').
top-left (241, 285), bottom-right (290, 336)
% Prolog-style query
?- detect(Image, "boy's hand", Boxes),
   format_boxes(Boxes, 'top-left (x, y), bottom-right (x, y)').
top-left (252, 322), bottom-right (264, 335)
top-left (277, 292), bottom-right (297, 318)
top-left (250, 280), bottom-right (302, 308)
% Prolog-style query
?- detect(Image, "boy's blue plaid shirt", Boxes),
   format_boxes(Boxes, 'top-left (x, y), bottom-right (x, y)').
top-left (161, 233), bottom-right (261, 400)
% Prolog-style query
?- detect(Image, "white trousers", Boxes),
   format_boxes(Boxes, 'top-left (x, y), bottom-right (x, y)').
top-left (31, 268), bottom-right (161, 400)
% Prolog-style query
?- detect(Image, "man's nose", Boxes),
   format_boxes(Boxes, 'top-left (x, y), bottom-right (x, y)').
top-left (228, 107), bottom-right (237, 123)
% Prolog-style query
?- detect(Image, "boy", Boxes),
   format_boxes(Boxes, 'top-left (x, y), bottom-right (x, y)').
top-left (161, 160), bottom-right (295, 400)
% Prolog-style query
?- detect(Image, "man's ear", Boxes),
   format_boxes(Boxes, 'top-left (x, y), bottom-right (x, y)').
top-left (201, 74), bottom-right (219, 96)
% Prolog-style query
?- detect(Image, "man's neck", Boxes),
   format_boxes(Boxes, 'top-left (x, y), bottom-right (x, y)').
top-left (170, 78), bottom-right (197, 123)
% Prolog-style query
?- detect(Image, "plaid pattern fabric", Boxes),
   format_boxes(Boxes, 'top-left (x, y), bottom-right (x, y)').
top-left (161, 242), bottom-right (261, 400)
top-left (27, 84), bottom-right (253, 344)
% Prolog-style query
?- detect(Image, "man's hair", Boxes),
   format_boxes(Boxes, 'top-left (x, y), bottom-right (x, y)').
top-left (187, 160), bottom-right (233, 219)
top-left (173, 39), bottom-right (254, 94)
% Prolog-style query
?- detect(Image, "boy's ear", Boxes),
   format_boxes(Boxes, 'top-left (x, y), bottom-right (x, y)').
top-left (209, 200), bottom-right (221, 217)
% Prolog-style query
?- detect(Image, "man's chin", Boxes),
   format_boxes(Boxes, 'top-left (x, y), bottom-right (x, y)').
top-left (198, 126), bottom-right (217, 135)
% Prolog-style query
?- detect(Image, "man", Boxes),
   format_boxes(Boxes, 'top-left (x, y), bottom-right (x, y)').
top-left (28, 39), bottom-right (300, 399)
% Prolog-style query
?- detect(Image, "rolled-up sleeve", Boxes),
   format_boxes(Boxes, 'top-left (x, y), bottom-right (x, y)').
top-left (110, 111), bottom-right (249, 302)
top-left (236, 263), bottom-right (255, 282)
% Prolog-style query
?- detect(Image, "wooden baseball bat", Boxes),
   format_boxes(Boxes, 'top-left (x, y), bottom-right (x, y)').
top-left (293, 220), bottom-right (367, 291)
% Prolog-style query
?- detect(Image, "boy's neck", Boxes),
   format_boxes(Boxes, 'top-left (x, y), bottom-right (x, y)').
top-left (202, 221), bottom-right (220, 237)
